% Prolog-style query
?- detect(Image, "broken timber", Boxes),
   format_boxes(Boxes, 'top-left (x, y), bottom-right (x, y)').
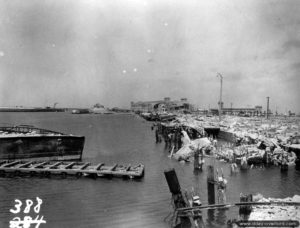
top-left (0, 160), bottom-right (144, 179)
top-left (175, 201), bottom-right (300, 217)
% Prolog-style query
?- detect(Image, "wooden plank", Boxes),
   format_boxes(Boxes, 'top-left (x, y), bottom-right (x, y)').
top-left (47, 162), bottom-right (62, 169)
top-left (32, 162), bottom-right (48, 168)
top-left (126, 164), bottom-right (131, 171)
top-left (177, 201), bottom-right (300, 213)
top-left (94, 163), bottom-right (104, 170)
top-left (64, 162), bottom-right (75, 169)
top-left (0, 160), bottom-right (7, 166)
top-left (2, 161), bottom-right (20, 168)
top-left (79, 162), bottom-right (90, 170)
top-left (19, 161), bottom-right (34, 168)
top-left (110, 164), bottom-right (118, 171)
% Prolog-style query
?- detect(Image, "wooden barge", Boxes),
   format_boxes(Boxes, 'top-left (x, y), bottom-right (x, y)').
top-left (0, 160), bottom-right (145, 179)
top-left (0, 125), bottom-right (85, 161)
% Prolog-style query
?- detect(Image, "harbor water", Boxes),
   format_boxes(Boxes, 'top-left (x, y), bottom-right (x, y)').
top-left (0, 112), bottom-right (299, 228)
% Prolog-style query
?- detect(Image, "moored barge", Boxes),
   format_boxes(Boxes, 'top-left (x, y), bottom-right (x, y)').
top-left (0, 125), bottom-right (85, 161)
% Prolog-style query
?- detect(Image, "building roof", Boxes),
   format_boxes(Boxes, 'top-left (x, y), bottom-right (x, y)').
top-left (132, 100), bottom-right (163, 105)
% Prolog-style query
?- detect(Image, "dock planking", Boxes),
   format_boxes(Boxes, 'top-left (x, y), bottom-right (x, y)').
top-left (19, 161), bottom-right (34, 168)
top-left (46, 162), bottom-right (62, 169)
top-left (0, 160), bottom-right (144, 179)
top-left (94, 163), bottom-right (104, 170)
top-left (64, 162), bottom-right (75, 169)
top-left (33, 161), bottom-right (48, 169)
top-left (79, 162), bottom-right (90, 170)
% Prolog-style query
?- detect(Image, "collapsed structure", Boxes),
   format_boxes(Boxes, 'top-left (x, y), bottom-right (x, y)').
top-left (151, 114), bottom-right (300, 169)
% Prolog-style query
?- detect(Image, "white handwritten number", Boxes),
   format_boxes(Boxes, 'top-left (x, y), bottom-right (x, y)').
top-left (34, 197), bottom-right (43, 214)
top-left (24, 199), bottom-right (33, 214)
top-left (9, 197), bottom-right (46, 228)
top-left (9, 215), bottom-right (46, 228)
top-left (10, 199), bottom-right (22, 214)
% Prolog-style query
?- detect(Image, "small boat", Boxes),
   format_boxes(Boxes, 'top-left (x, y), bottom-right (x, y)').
top-left (71, 109), bottom-right (90, 114)
top-left (90, 104), bottom-right (114, 114)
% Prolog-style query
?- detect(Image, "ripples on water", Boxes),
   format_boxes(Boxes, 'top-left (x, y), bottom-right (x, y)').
top-left (0, 113), bottom-right (299, 228)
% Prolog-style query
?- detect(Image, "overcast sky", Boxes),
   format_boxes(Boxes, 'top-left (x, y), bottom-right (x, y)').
top-left (0, 0), bottom-right (299, 113)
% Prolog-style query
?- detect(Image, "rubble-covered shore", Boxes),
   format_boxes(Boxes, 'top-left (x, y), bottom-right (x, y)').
top-left (248, 195), bottom-right (300, 227)
top-left (149, 113), bottom-right (300, 168)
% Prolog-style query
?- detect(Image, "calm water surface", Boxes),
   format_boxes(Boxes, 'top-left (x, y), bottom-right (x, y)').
top-left (0, 113), bottom-right (299, 228)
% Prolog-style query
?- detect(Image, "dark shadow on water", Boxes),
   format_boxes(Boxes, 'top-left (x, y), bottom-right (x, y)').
top-left (207, 209), bottom-right (215, 227)
top-left (215, 209), bottom-right (227, 226)
top-left (174, 218), bottom-right (192, 228)
top-left (239, 168), bottom-right (249, 174)
top-left (280, 170), bottom-right (289, 178)
top-left (193, 169), bottom-right (203, 176)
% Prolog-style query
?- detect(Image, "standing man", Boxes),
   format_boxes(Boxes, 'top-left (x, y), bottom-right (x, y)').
top-left (216, 169), bottom-right (227, 204)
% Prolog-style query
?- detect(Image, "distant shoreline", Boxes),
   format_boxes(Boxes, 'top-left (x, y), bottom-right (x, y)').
top-left (0, 107), bottom-right (65, 112)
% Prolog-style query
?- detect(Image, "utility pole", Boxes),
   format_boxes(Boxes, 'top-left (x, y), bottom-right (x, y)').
top-left (230, 102), bottom-right (233, 115)
top-left (217, 73), bottom-right (223, 121)
top-left (266, 97), bottom-right (270, 119)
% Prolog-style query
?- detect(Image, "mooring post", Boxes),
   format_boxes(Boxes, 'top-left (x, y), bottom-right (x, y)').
top-left (239, 193), bottom-right (252, 220)
top-left (164, 168), bottom-right (187, 209)
top-left (194, 150), bottom-right (200, 170)
top-left (207, 165), bottom-right (215, 205)
top-left (164, 168), bottom-right (191, 227)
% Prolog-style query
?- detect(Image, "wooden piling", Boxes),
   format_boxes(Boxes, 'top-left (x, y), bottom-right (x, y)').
top-left (239, 193), bottom-right (252, 220)
top-left (194, 152), bottom-right (200, 170)
top-left (207, 165), bottom-right (215, 205)
top-left (164, 168), bottom-right (187, 209)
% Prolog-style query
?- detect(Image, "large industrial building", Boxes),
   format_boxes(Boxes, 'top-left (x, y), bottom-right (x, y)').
top-left (130, 97), bottom-right (194, 113)
top-left (210, 105), bottom-right (263, 116)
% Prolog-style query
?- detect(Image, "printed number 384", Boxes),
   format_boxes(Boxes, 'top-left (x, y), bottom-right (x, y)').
top-left (10, 197), bottom-right (43, 214)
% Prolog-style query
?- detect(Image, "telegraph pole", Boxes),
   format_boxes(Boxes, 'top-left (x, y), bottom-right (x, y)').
top-left (266, 97), bottom-right (270, 119)
top-left (217, 73), bottom-right (223, 121)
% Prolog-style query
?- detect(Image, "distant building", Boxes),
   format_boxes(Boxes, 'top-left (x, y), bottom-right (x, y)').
top-left (210, 105), bottom-right (263, 116)
top-left (288, 111), bottom-right (296, 117)
top-left (130, 97), bottom-right (194, 113)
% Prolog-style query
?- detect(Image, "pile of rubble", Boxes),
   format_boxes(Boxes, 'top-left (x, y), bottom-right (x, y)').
top-left (249, 195), bottom-right (300, 224)
top-left (153, 114), bottom-right (300, 166)
top-left (213, 116), bottom-right (300, 167)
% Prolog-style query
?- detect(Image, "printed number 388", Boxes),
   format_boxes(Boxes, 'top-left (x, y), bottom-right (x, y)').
top-left (10, 197), bottom-right (43, 214)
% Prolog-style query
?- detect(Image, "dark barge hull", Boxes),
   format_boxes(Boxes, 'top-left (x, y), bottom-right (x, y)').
top-left (0, 126), bottom-right (84, 161)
